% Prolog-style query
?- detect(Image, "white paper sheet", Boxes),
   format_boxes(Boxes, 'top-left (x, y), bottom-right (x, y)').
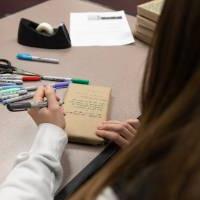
top-left (70, 11), bottom-right (135, 46)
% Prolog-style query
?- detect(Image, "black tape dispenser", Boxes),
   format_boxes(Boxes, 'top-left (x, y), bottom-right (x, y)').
top-left (18, 18), bottom-right (71, 49)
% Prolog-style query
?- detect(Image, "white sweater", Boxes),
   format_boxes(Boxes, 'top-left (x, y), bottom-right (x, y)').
top-left (0, 123), bottom-right (118, 200)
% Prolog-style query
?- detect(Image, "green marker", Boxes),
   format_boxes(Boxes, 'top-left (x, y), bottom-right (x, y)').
top-left (71, 78), bottom-right (89, 85)
top-left (0, 88), bottom-right (22, 95)
top-left (0, 88), bottom-right (26, 96)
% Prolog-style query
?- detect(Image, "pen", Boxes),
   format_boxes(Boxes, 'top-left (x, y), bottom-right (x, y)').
top-left (7, 101), bottom-right (63, 112)
top-left (42, 75), bottom-right (90, 84)
top-left (16, 53), bottom-right (59, 64)
top-left (3, 92), bottom-right (34, 104)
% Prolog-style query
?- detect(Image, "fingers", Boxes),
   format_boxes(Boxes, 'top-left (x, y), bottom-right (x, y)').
top-left (96, 119), bottom-right (140, 148)
top-left (56, 95), bottom-right (60, 101)
top-left (28, 86), bottom-right (45, 117)
top-left (97, 123), bottom-right (134, 140)
top-left (45, 85), bottom-right (59, 110)
top-left (122, 122), bottom-right (137, 136)
top-left (126, 119), bottom-right (140, 129)
top-left (27, 85), bottom-right (65, 129)
top-left (96, 130), bottom-right (128, 148)
top-left (102, 120), bottom-right (121, 124)
top-left (33, 86), bottom-right (45, 102)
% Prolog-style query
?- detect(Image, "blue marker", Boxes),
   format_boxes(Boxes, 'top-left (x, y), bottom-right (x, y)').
top-left (0, 83), bottom-right (17, 86)
top-left (3, 92), bottom-right (34, 104)
top-left (16, 53), bottom-right (59, 64)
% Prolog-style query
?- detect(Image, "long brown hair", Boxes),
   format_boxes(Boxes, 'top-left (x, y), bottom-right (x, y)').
top-left (69, 0), bottom-right (200, 199)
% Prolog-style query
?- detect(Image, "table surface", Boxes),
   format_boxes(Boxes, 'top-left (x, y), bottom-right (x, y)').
top-left (0, 0), bottom-right (148, 188)
top-left (89, 0), bottom-right (150, 16)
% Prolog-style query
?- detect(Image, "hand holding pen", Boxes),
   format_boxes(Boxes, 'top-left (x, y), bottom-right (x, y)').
top-left (28, 86), bottom-right (65, 129)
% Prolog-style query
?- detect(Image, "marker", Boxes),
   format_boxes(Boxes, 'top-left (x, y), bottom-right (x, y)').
top-left (52, 82), bottom-right (69, 89)
top-left (0, 74), bottom-right (18, 78)
top-left (0, 83), bottom-right (17, 86)
top-left (24, 86), bottom-right (38, 91)
top-left (7, 101), bottom-right (63, 112)
top-left (0, 76), bottom-right (41, 82)
top-left (0, 85), bottom-right (23, 90)
top-left (0, 79), bottom-right (23, 85)
top-left (42, 76), bottom-right (89, 84)
top-left (0, 88), bottom-right (22, 95)
top-left (0, 90), bottom-right (28, 101)
top-left (3, 92), bottom-right (34, 104)
top-left (0, 89), bottom-right (28, 97)
top-left (22, 76), bottom-right (41, 81)
top-left (16, 53), bottom-right (59, 64)
top-left (0, 74), bottom-right (14, 77)
top-left (23, 82), bottom-right (69, 92)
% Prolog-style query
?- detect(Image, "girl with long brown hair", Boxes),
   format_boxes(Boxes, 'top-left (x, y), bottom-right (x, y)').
top-left (70, 0), bottom-right (200, 199)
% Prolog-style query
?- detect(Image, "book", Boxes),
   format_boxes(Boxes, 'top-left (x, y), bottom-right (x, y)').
top-left (135, 24), bottom-right (154, 39)
top-left (137, 0), bottom-right (165, 22)
top-left (64, 84), bottom-right (112, 145)
top-left (134, 24), bottom-right (153, 45)
top-left (136, 15), bottom-right (157, 31)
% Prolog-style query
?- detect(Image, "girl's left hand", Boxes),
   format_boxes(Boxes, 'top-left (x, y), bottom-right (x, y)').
top-left (96, 119), bottom-right (140, 149)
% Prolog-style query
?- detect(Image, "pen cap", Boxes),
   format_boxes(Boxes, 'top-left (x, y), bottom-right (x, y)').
top-left (71, 78), bottom-right (90, 85)
top-left (16, 53), bottom-right (32, 61)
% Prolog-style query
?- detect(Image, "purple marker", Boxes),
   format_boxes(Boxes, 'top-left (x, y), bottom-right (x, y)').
top-left (52, 81), bottom-right (69, 89)
top-left (23, 82), bottom-right (69, 92)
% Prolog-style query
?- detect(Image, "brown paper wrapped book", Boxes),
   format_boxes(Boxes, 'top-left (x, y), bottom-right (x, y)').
top-left (64, 84), bottom-right (112, 145)
top-left (135, 0), bottom-right (165, 45)
top-left (137, 15), bottom-right (157, 31)
top-left (137, 0), bottom-right (165, 23)
top-left (135, 24), bottom-right (154, 45)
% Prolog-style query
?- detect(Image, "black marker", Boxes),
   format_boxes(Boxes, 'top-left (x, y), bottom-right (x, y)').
top-left (7, 101), bottom-right (63, 112)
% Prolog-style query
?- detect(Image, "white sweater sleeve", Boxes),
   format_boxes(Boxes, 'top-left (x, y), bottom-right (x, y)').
top-left (0, 123), bottom-right (68, 200)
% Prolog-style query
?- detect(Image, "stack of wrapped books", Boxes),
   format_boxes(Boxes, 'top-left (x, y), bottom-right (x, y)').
top-left (134, 0), bottom-right (165, 45)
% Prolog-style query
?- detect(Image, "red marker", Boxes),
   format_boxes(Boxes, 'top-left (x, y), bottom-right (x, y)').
top-left (22, 76), bottom-right (41, 81)
top-left (0, 76), bottom-right (41, 82)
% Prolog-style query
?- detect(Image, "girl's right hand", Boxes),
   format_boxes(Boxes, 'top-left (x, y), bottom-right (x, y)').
top-left (28, 85), bottom-right (65, 129)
